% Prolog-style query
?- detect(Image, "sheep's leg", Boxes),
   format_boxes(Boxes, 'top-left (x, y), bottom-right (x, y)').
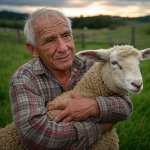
top-left (90, 128), bottom-right (119, 150)
top-left (0, 122), bottom-right (24, 150)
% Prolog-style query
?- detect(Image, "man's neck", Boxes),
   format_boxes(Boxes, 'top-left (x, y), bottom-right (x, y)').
top-left (51, 69), bottom-right (71, 90)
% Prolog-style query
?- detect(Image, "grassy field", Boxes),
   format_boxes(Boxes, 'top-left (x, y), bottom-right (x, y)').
top-left (0, 25), bottom-right (150, 149)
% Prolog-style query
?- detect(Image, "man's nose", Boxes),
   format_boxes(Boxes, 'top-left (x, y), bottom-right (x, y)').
top-left (57, 38), bottom-right (68, 52)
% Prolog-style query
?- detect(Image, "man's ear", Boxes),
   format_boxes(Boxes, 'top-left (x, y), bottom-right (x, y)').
top-left (26, 43), bottom-right (38, 57)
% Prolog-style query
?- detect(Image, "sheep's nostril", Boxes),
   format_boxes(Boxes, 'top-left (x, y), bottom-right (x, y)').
top-left (131, 82), bottom-right (142, 89)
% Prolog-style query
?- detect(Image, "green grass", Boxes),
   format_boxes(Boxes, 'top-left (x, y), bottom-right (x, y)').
top-left (117, 61), bottom-right (150, 150)
top-left (0, 40), bottom-right (32, 126)
top-left (0, 25), bottom-right (150, 149)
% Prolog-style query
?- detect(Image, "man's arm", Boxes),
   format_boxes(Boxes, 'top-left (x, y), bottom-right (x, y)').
top-left (96, 95), bottom-right (133, 122)
top-left (47, 94), bottom-right (133, 123)
top-left (10, 78), bottom-right (102, 149)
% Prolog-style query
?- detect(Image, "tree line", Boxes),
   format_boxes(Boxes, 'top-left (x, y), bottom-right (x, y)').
top-left (0, 10), bottom-right (150, 29)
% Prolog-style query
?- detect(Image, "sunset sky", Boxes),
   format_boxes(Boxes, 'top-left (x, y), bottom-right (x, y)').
top-left (0, 0), bottom-right (150, 18)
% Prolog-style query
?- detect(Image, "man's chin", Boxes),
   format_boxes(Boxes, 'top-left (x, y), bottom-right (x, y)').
top-left (56, 62), bottom-right (72, 71)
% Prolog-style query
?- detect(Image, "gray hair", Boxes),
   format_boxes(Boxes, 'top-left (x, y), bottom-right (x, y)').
top-left (24, 8), bottom-right (72, 46)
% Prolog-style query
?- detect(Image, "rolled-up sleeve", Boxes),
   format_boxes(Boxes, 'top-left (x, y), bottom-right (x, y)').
top-left (95, 95), bottom-right (133, 123)
top-left (10, 77), bottom-right (102, 150)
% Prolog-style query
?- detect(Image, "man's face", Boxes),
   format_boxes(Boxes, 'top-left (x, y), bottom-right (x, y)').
top-left (33, 14), bottom-right (76, 73)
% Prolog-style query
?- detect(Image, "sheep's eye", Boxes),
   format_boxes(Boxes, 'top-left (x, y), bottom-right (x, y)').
top-left (111, 61), bottom-right (122, 70)
top-left (111, 61), bottom-right (118, 65)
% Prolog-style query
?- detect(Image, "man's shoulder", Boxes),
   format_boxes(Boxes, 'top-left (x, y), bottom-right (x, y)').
top-left (11, 58), bottom-right (44, 80)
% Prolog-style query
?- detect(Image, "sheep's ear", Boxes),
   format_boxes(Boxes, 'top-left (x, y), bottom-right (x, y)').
top-left (141, 48), bottom-right (150, 60)
top-left (76, 50), bottom-right (109, 62)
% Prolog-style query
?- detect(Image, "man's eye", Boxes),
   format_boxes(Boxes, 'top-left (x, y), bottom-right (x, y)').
top-left (62, 32), bottom-right (72, 39)
top-left (48, 38), bottom-right (55, 43)
top-left (45, 38), bottom-right (56, 44)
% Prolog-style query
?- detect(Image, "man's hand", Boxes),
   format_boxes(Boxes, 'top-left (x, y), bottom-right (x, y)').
top-left (47, 94), bottom-right (100, 122)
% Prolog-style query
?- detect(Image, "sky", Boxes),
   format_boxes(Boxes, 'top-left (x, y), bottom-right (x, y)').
top-left (0, 0), bottom-right (150, 18)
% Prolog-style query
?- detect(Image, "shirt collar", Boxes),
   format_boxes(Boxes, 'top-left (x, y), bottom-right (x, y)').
top-left (32, 58), bottom-right (48, 76)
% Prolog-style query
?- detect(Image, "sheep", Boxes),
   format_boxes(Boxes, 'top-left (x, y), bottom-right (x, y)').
top-left (47, 45), bottom-right (150, 150)
top-left (0, 45), bottom-right (150, 150)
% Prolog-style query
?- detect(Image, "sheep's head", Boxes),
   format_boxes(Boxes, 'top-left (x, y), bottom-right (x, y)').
top-left (77, 45), bottom-right (150, 94)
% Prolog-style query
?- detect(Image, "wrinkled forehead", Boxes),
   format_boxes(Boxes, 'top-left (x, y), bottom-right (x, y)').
top-left (32, 14), bottom-right (69, 31)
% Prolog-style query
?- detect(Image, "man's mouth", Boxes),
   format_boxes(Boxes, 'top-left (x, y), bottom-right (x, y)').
top-left (57, 54), bottom-right (70, 60)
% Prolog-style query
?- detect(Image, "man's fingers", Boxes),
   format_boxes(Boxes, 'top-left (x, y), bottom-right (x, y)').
top-left (62, 116), bottom-right (73, 123)
top-left (54, 110), bottom-right (69, 122)
top-left (47, 101), bottom-right (66, 111)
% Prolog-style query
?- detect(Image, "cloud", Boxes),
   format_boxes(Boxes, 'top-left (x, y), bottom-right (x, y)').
top-left (0, 0), bottom-right (150, 9)
top-left (0, 0), bottom-right (66, 7)
top-left (97, 0), bottom-right (150, 7)
top-left (0, 0), bottom-right (150, 17)
top-left (0, 0), bottom-right (150, 7)
top-left (0, 0), bottom-right (92, 8)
